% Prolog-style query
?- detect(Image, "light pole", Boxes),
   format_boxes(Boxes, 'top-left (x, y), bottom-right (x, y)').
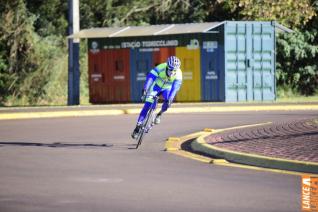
top-left (68, 0), bottom-right (80, 105)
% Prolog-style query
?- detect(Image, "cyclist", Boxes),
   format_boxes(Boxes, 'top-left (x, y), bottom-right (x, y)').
top-left (131, 56), bottom-right (182, 139)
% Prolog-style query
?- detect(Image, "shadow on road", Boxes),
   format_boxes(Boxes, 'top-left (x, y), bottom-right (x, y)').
top-left (0, 142), bottom-right (136, 149)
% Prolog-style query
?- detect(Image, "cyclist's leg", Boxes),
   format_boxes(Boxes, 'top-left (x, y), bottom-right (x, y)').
top-left (161, 88), bottom-right (170, 113)
top-left (151, 90), bottom-right (163, 110)
top-left (132, 85), bottom-right (161, 138)
top-left (132, 102), bottom-right (153, 139)
top-left (137, 102), bottom-right (152, 124)
top-left (154, 89), bottom-right (169, 124)
top-left (136, 84), bottom-right (160, 124)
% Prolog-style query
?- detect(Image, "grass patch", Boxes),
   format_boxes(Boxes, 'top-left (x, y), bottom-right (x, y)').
top-left (276, 96), bottom-right (318, 103)
top-left (276, 86), bottom-right (318, 103)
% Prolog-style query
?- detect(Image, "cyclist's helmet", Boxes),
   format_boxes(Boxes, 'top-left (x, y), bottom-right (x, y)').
top-left (166, 56), bottom-right (181, 77)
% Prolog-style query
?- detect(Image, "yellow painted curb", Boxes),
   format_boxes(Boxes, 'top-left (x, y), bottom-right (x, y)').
top-left (203, 128), bottom-right (214, 132)
top-left (125, 108), bottom-right (141, 114)
top-left (125, 105), bottom-right (318, 115)
top-left (0, 110), bottom-right (125, 120)
top-left (165, 131), bottom-right (213, 163)
top-left (166, 105), bottom-right (318, 113)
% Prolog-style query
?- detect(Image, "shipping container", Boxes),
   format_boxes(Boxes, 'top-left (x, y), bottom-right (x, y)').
top-left (73, 21), bottom-right (292, 103)
top-left (224, 22), bottom-right (276, 102)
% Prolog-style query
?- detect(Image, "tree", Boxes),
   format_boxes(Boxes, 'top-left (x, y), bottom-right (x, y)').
top-left (276, 31), bottom-right (318, 95)
top-left (26, 0), bottom-right (68, 37)
top-left (0, 0), bottom-right (36, 104)
top-left (218, 0), bottom-right (316, 29)
top-left (0, 0), bottom-right (67, 105)
top-left (79, 0), bottom-right (211, 28)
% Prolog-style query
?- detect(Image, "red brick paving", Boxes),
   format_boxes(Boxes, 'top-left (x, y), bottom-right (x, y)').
top-left (205, 118), bottom-right (318, 163)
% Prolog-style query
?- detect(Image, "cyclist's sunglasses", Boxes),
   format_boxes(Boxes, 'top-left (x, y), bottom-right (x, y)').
top-left (167, 67), bottom-right (177, 76)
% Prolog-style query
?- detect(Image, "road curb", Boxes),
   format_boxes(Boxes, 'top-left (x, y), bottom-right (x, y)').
top-left (166, 105), bottom-right (318, 113)
top-left (1, 104), bottom-right (318, 120)
top-left (191, 128), bottom-right (318, 174)
top-left (165, 132), bottom-right (217, 163)
top-left (0, 110), bottom-right (125, 120)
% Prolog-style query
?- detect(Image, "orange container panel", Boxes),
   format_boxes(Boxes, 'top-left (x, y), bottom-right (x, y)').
top-left (153, 48), bottom-right (176, 66)
top-left (102, 49), bottom-right (131, 103)
top-left (88, 50), bottom-right (105, 104)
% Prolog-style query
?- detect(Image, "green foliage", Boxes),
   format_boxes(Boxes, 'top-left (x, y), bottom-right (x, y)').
top-left (149, 0), bottom-right (207, 24)
top-left (276, 30), bottom-right (318, 95)
top-left (0, 0), bottom-right (70, 106)
top-left (218, 0), bottom-right (316, 29)
top-left (79, 0), bottom-right (208, 27)
top-left (0, 0), bottom-right (37, 105)
top-left (79, 41), bottom-right (89, 105)
top-left (80, 0), bottom-right (155, 27)
top-left (26, 0), bottom-right (68, 37)
top-left (1, 0), bottom-right (317, 106)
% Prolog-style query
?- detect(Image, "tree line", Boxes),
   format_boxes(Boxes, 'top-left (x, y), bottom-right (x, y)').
top-left (0, 0), bottom-right (317, 105)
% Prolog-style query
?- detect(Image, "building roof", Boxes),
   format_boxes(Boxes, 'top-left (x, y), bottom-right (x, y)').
top-left (68, 21), bottom-right (292, 39)
top-left (68, 22), bottom-right (224, 39)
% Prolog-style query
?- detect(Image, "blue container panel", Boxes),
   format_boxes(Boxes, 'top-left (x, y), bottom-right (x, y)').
top-left (263, 70), bottom-right (275, 100)
top-left (226, 70), bottom-right (237, 101)
top-left (225, 21), bottom-right (275, 102)
top-left (251, 23), bottom-right (275, 101)
top-left (253, 70), bottom-right (262, 100)
top-left (201, 46), bottom-right (223, 101)
top-left (225, 23), bottom-right (249, 102)
top-left (237, 69), bottom-right (247, 101)
top-left (130, 49), bottom-right (154, 102)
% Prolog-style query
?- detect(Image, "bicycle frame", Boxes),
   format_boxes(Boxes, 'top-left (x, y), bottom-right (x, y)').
top-left (135, 77), bottom-right (169, 149)
top-left (135, 95), bottom-right (159, 149)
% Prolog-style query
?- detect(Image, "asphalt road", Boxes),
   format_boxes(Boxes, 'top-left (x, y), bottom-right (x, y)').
top-left (0, 110), bottom-right (316, 212)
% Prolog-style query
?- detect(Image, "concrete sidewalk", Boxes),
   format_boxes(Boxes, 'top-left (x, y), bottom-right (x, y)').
top-left (191, 118), bottom-right (318, 174)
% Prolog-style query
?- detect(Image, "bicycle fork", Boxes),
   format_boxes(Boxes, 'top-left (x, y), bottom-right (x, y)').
top-left (144, 114), bottom-right (156, 133)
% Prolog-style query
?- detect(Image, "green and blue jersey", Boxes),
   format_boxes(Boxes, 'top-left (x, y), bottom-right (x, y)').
top-left (143, 62), bottom-right (182, 102)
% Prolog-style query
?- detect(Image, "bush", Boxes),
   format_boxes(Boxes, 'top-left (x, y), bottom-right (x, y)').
top-left (0, 0), bottom-right (88, 106)
top-left (276, 30), bottom-right (318, 95)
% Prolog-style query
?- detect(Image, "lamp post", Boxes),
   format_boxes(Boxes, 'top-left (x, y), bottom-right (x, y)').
top-left (68, 0), bottom-right (80, 105)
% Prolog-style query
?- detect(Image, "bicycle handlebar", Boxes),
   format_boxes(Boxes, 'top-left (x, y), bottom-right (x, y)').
top-left (141, 94), bottom-right (159, 102)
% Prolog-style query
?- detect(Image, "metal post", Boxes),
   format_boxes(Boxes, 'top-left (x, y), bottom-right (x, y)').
top-left (68, 0), bottom-right (80, 105)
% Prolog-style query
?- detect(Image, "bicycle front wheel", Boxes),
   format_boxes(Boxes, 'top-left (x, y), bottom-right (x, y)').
top-left (135, 108), bottom-right (155, 149)
top-left (136, 128), bottom-right (145, 149)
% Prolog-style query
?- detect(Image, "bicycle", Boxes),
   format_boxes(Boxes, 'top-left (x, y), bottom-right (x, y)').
top-left (134, 95), bottom-right (159, 149)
